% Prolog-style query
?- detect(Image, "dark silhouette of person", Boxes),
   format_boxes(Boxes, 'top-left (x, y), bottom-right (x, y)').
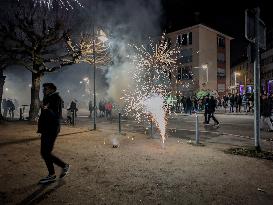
top-left (68, 99), bottom-right (78, 117)
top-left (203, 95), bottom-right (210, 124)
top-left (208, 96), bottom-right (220, 127)
top-left (229, 94), bottom-right (235, 112)
top-left (89, 100), bottom-right (93, 118)
top-left (37, 83), bottom-right (70, 184)
top-left (2, 98), bottom-right (8, 118)
top-left (6, 99), bottom-right (15, 120)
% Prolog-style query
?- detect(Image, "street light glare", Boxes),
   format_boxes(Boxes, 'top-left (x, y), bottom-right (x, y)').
top-left (98, 30), bottom-right (108, 43)
top-left (201, 64), bottom-right (208, 69)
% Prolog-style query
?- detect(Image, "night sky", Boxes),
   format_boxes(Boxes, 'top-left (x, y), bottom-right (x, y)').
top-left (161, 0), bottom-right (273, 64)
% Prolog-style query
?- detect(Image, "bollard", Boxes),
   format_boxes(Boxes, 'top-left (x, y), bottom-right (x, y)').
top-left (118, 113), bottom-right (121, 133)
top-left (19, 108), bottom-right (23, 120)
top-left (195, 113), bottom-right (200, 144)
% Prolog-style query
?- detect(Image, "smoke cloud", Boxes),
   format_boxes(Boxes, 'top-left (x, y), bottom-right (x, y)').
top-left (2, 0), bottom-right (163, 114)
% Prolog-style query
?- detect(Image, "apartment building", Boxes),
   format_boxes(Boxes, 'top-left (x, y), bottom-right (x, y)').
top-left (167, 24), bottom-right (233, 96)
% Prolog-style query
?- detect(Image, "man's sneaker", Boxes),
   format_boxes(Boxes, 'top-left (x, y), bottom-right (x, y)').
top-left (60, 164), bottom-right (70, 179)
top-left (214, 123), bottom-right (220, 128)
top-left (38, 175), bottom-right (56, 184)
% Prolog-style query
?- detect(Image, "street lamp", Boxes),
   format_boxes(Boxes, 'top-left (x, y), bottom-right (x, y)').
top-left (234, 72), bottom-right (240, 86)
top-left (234, 72), bottom-right (240, 93)
top-left (92, 0), bottom-right (109, 130)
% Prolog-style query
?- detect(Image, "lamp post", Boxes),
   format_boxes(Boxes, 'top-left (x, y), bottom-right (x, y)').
top-left (234, 72), bottom-right (240, 93)
top-left (91, 0), bottom-right (108, 130)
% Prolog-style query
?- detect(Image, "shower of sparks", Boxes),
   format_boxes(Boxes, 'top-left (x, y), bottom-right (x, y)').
top-left (122, 33), bottom-right (181, 144)
top-left (18, 0), bottom-right (83, 10)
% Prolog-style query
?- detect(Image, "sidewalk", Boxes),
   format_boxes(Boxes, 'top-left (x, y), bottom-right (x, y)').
top-left (1, 121), bottom-right (273, 205)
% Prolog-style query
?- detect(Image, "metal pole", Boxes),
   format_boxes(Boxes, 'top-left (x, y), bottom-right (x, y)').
top-left (254, 7), bottom-right (261, 150)
top-left (118, 113), bottom-right (121, 133)
top-left (92, 0), bottom-right (97, 130)
top-left (195, 113), bottom-right (200, 144)
top-left (19, 108), bottom-right (23, 120)
top-left (244, 74), bottom-right (247, 93)
top-left (234, 73), bottom-right (237, 87)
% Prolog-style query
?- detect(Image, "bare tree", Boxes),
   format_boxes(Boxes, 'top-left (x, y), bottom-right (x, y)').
top-left (66, 29), bottom-right (111, 66)
top-left (0, 1), bottom-right (79, 121)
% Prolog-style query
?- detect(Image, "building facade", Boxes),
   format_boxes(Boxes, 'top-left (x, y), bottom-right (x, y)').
top-left (261, 48), bottom-right (273, 94)
top-left (167, 24), bottom-right (233, 96)
top-left (230, 58), bottom-right (254, 94)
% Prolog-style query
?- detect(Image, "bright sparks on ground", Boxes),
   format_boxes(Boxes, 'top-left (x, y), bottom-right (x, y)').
top-left (122, 33), bottom-right (181, 144)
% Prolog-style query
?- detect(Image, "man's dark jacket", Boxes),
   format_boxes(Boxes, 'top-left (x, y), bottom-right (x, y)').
top-left (38, 92), bottom-right (63, 135)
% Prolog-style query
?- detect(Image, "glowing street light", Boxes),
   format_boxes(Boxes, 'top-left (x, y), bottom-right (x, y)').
top-left (201, 64), bottom-right (208, 84)
top-left (234, 72), bottom-right (240, 86)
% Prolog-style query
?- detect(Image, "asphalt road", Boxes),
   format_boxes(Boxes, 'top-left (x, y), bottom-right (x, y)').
top-left (168, 113), bottom-right (272, 139)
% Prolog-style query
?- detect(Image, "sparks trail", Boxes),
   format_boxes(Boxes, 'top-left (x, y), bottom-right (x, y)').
top-left (122, 33), bottom-right (181, 144)
top-left (18, 0), bottom-right (83, 10)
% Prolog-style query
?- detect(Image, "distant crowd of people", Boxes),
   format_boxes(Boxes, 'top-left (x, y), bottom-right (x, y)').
top-left (168, 92), bottom-right (273, 132)
top-left (64, 98), bottom-right (113, 125)
top-left (1, 98), bottom-right (16, 120)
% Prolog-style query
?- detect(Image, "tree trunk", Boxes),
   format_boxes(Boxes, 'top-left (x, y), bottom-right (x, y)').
top-left (29, 72), bottom-right (43, 122)
top-left (0, 68), bottom-right (6, 121)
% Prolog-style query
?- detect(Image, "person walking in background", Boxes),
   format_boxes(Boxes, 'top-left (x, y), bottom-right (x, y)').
top-left (203, 95), bottom-right (210, 124)
top-left (105, 101), bottom-right (113, 119)
top-left (260, 93), bottom-right (273, 132)
top-left (236, 93), bottom-right (242, 112)
top-left (37, 83), bottom-right (70, 184)
top-left (6, 99), bottom-right (15, 120)
top-left (248, 94), bottom-right (254, 112)
top-left (182, 96), bottom-right (186, 113)
top-left (2, 98), bottom-right (8, 118)
top-left (88, 100), bottom-right (93, 118)
top-left (69, 99), bottom-right (78, 117)
top-left (186, 96), bottom-right (193, 115)
top-left (229, 94), bottom-right (235, 113)
top-left (207, 96), bottom-right (220, 127)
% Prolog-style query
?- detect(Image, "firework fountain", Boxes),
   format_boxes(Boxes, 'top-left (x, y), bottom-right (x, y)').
top-left (122, 34), bottom-right (180, 145)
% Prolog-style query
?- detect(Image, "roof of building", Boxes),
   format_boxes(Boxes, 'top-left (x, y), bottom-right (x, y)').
top-left (168, 24), bottom-right (234, 40)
